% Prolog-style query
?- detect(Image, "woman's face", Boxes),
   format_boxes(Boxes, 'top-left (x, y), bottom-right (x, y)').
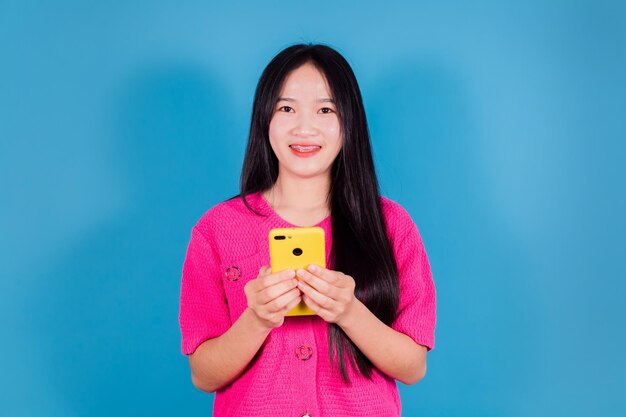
top-left (268, 62), bottom-right (342, 181)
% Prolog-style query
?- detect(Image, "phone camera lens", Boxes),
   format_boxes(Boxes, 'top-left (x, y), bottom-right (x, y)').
top-left (293, 248), bottom-right (303, 256)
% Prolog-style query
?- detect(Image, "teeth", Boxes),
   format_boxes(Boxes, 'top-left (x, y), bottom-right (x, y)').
top-left (290, 145), bottom-right (321, 152)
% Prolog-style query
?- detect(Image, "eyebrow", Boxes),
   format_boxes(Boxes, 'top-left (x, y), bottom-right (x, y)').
top-left (277, 97), bottom-right (335, 103)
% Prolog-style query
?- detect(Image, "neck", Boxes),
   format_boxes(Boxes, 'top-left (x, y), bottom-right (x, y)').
top-left (265, 172), bottom-right (331, 214)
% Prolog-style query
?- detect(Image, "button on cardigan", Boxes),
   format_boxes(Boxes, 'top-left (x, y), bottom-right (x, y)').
top-left (179, 192), bottom-right (436, 417)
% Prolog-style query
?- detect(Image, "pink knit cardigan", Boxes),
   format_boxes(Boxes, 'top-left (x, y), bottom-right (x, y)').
top-left (179, 192), bottom-right (436, 417)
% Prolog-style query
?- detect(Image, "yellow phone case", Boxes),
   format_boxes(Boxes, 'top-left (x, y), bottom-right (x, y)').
top-left (269, 227), bottom-right (326, 316)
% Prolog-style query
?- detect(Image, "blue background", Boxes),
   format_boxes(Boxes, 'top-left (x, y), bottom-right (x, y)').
top-left (1, 1), bottom-right (625, 416)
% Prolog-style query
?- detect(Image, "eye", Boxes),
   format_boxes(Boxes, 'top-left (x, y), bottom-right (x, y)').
top-left (278, 105), bottom-right (294, 113)
top-left (319, 107), bottom-right (335, 114)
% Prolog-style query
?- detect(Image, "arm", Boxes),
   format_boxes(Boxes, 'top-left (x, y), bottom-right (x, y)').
top-left (337, 299), bottom-right (427, 384)
top-left (188, 267), bottom-right (301, 393)
top-left (297, 265), bottom-right (428, 385)
top-left (188, 308), bottom-right (271, 393)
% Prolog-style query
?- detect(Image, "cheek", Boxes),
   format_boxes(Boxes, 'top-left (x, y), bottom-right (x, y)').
top-left (268, 117), bottom-right (289, 147)
top-left (268, 119), bottom-right (282, 153)
top-left (321, 118), bottom-right (341, 143)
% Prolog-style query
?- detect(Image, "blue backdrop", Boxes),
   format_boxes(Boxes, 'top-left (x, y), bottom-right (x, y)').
top-left (1, 1), bottom-right (625, 416)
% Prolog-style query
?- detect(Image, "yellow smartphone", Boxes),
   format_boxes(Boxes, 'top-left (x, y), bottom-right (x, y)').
top-left (269, 226), bottom-right (326, 316)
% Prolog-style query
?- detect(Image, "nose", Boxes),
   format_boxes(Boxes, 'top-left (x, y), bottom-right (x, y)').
top-left (291, 112), bottom-right (318, 137)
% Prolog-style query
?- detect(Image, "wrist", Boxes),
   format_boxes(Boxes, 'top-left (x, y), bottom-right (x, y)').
top-left (337, 297), bottom-right (365, 330)
top-left (242, 307), bottom-right (274, 335)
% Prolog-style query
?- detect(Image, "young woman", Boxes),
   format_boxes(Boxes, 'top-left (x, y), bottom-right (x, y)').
top-left (179, 44), bottom-right (436, 417)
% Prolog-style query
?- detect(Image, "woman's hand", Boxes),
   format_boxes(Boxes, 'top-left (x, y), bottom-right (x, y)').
top-left (244, 266), bottom-right (302, 330)
top-left (296, 264), bottom-right (358, 326)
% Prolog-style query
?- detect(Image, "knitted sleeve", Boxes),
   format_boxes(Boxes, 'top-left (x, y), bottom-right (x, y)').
top-left (179, 225), bottom-right (232, 355)
top-left (388, 206), bottom-right (437, 351)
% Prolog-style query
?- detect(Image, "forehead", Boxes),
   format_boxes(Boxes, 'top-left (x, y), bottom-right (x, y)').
top-left (279, 63), bottom-right (332, 98)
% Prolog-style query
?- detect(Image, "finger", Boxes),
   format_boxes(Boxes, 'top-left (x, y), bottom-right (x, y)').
top-left (297, 280), bottom-right (333, 310)
top-left (258, 265), bottom-right (272, 277)
top-left (296, 268), bottom-right (336, 298)
top-left (259, 269), bottom-right (296, 288)
top-left (307, 264), bottom-right (342, 286)
top-left (301, 293), bottom-right (321, 315)
top-left (257, 278), bottom-right (299, 304)
top-left (280, 292), bottom-right (303, 313)
top-left (246, 266), bottom-right (273, 293)
top-left (266, 287), bottom-right (301, 313)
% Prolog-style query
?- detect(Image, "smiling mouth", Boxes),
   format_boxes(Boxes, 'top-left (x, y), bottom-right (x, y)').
top-left (289, 145), bottom-right (322, 153)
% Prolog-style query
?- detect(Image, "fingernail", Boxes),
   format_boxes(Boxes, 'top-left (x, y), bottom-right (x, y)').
top-left (297, 269), bottom-right (305, 277)
top-left (308, 264), bottom-right (318, 273)
top-left (287, 270), bottom-right (296, 278)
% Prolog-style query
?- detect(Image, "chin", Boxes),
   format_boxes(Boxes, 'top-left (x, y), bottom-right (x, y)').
top-left (282, 164), bottom-right (331, 179)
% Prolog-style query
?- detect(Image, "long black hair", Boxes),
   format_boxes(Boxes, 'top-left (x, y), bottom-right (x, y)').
top-left (239, 44), bottom-right (400, 383)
